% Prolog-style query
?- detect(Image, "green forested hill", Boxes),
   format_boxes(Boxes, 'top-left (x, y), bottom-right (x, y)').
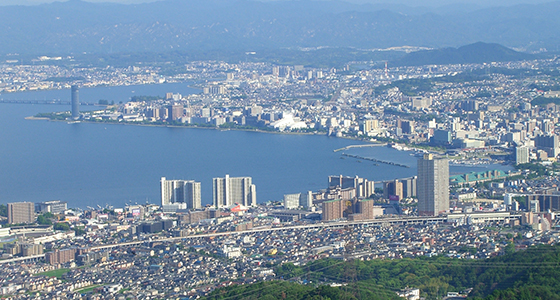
top-left (202, 244), bottom-right (560, 300)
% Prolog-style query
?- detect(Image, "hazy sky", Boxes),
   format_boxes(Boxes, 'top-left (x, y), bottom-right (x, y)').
top-left (0, 0), bottom-right (554, 6)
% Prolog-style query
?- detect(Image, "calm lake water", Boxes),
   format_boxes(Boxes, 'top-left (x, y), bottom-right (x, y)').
top-left (0, 83), bottom-right (511, 209)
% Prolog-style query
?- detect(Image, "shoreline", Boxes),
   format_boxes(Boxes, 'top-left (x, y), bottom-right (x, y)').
top-left (27, 116), bottom-right (385, 143)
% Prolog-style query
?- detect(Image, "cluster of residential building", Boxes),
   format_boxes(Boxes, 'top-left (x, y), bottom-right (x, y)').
top-left (2, 56), bottom-right (560, 297)
top-left (0, 201), bottom-right (558, 299)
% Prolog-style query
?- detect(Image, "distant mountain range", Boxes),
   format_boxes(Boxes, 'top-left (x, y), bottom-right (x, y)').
top-left (1, 0), bottom-right (559, 56)
top-left (394, 42), bottom-right (537, 66)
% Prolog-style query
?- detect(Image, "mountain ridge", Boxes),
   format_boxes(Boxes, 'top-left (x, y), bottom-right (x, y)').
top-left (394, 42), bottom-right (536, 66)
top-left (0, 0), bottom-right (559, 55)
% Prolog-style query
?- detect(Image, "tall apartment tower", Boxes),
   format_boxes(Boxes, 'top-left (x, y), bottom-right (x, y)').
top-left (160, 177), bottom-right (201, 209)
top-left (7, 202), bottom-right (35, 224)
top-left (71, 85), bottom-right (80, 120)
top-left (213, 174), bottom-right (256, 208)
top-left (515, 146), bottom-right (529, 165)
top-left (417, 154), bottom-right (449, 216)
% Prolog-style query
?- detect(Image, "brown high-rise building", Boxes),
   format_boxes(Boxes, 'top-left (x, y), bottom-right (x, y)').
top-left (168, 104), bottom-right (184, 121)
top-left (348, 199), bottom-right (375, 221)
top-left (7, 202), bottom-right (34, 224)
top-left (322, 199), bottom-right (346, 221)
top-left (45, 248), bottom-right (77, 265)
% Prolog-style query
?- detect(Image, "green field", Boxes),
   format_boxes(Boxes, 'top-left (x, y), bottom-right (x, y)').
top-left (35, 268), bottom-right (70, 279)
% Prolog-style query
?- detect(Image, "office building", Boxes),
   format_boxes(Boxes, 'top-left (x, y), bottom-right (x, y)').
top-left (167, 104), bottom-right (184, 121)
top-left (398, 120), bottom-right (415, 134)
top-left (283, 191), bottom-right (313, 209)
top-left (432, 130), bottom-right (452, 145)
top-left (71, 85), bottom-right (79, 120)
top-left (160, 177), bottom-right (201, 209)
top-left (535, 134), bottom-right (560, 158)
top-left (417, 154), bottom-right (449, 216)
top-left (7, 202), bottom-right (34, 224)
top-left (35, 200), bottom-right (67, 214)
top-left (213, 174), bottom-right (256, 208)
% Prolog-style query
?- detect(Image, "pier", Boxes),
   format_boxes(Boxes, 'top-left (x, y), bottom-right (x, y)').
top-left (341, 153), bottom-right (410, 168)
top-left (334, 143), bottom-right (387, 152)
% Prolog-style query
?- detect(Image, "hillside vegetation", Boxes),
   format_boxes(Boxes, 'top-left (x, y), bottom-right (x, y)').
top-left (203, 244), bottom-right (560, 300)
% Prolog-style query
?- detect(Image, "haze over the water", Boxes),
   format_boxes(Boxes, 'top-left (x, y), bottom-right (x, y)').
top-left (0, 0), bottom-right (554, 7)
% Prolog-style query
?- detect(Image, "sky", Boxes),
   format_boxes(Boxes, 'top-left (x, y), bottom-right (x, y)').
top-left (0, 0), bottom-right (554, 6)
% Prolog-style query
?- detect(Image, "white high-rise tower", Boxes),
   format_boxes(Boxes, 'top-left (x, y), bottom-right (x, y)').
top-left (213, 174), bottom-right (256, 208)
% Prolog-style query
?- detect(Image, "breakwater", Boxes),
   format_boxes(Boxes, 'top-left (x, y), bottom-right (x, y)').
top-left (334, 143), bottom-right (387, 152)
top-left (341, 153), bottom-right (410, 168)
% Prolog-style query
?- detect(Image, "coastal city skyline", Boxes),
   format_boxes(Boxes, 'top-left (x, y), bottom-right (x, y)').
top-left (2, 0), bottom-right (560, 298)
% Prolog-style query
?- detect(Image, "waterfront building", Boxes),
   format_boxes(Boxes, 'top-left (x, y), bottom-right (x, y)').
top-left (328, 175), bottom-right (374, 198)
top-left (35, 200), bottom-right (67, 214)
top-left (360, 119), bottom-right (378, 133)
top-left (7, 202), bottom-right (34, 224)
top-left (160, 177), bottom-right (201, 209)
top-left (417, 154), bottom-right (449, 216)
top-left (401, 176), bottom-right (417, 198)
top-left (213, 174), bottom-right (256, 208)
top-left (168, 104), bottom-right (184, 121)
top-left (398, 120), bottom-right (415, 134)
top-left (71, 85), bottom-right (79, 120)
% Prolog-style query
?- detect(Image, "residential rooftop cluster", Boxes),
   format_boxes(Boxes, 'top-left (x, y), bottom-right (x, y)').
top-left (3, 56), bottom-right (560, 298)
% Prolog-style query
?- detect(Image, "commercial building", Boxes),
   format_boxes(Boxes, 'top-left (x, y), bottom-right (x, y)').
top-left (535, 134), bottom-right (560, 158)
top-left (417, 154), bottom-right (449, 216)
top-left (160, 177), bottom-right (201, 209)
top-left (398, 120), bottom-right (415, 134)
top-left (7, 202), bottom-right (35, 224)
top-left (283, 191), bottom-right (312, 209)
top-left (167, 104), bottom-right (184, 121)
top-left (35, 200), bottom-right (67, 214)
top-left (213, 174), bottom-right (256, 208)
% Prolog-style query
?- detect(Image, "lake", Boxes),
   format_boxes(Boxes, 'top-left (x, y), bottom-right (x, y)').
top-left (0, 83), bottom-right (511, 209)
